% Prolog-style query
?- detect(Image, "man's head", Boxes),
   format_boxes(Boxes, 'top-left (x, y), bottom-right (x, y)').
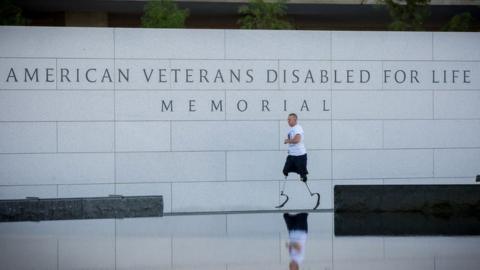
top-left (287, 113), bottom-right (298, 127)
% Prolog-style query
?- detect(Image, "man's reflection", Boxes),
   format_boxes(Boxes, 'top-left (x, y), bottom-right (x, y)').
top-left (283, 213), bottom-right (308, 270)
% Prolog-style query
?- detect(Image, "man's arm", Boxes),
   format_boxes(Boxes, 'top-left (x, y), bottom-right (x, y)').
top-left (284, 134), bottom-right (301, 144)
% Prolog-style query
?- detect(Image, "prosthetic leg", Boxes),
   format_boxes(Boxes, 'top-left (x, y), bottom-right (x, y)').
top-left (279, 154), bottom-right (320, 210)
top-left (303, 181), bottom-right (320, 210)
top-left (275, 175), bottom-right (320, 210)
top-left (275, 175), bottom-right (289, 209)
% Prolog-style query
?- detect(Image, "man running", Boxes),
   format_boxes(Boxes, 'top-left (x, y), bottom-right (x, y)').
top-left (283, 113), bottom-right (308, 182)
top-left (277, 113), bottom-right (319, 209)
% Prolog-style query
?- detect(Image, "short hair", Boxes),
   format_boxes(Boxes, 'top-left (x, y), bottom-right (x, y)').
top-left (288, 113), bottom-right (298, 119)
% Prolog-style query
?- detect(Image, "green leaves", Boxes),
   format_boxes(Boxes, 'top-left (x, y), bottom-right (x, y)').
top-left (382, 0), bottom-right (431, 31)
top-left (442, 12), bottom-right (474, 32)
top-left (141, 0), bottom-right (189, 28)
top-left (0, 0), bottom-right (28, 25)
top-left (237, 0), bottom-right (293, 30)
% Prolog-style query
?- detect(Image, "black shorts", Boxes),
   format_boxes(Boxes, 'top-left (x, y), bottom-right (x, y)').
top-left (282, 154), bottom-right (308, 177)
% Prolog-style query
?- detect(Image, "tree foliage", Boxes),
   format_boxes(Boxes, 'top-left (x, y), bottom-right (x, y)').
top-left (141, 0), bottom-right (189, 28)
top-left (0, 0), bottom-right (28, 25)
top-left (442, 12), bottom-right (474, 32)
top-left (381, 0), bottom-right (431, 31)
top-left (237, 0), bottom-right (293, 30)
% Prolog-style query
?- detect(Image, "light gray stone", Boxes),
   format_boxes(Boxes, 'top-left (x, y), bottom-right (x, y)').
top-left (115, 91), bottom-right (225, 120)
top-left (116, 237), bottom-right (172, 270)
top-left (384, 120), bottom-right (480, 148)
top-left (116, 152), bottom-right (225, 182)
top-left (116, 215), bottom-right (226, 237)
top-left (0, 27), bottom-right (479, 220)
top-left (0, 58), bottom-right (56, 90)
top-left (0, 185), bottom-right (57, 200)
top-left (0, 26), bottom-right (114, 58)
top-left (333, 237), bottom-right (384, 260)
top-left (58, 122), bottom-right (114, 152)
top-left (170, 59), bottom-right (278, 90)
top-left (434, 32), bottom-right (480, 61)
top-left (171, 121), bottom-right (278, 151)
top-left (332, 91), bottom-right (433, 120)
top-left (59, 232), bottom-right (115, 270)
top-left (435, 91), bottom-right (480, 119)
top-left (333, 149), bottom-right (433, 179)
top-left (332, 31), bottom-right (432, 60)
top-left (0, 153), bottom-right (115, 185)
top-left (226, 91), bottom-right (331, 120)
top-left (173, 235), bottom-right (279, 266)
top-left (115, 121), bottom-right (170, 152)
top-left (0, 91), bottom-right (114, 121)
top-left (332, 61), bottom-right (382, 90)
top-left (57, 59), bottom-right (115, 90)
top-left (0, 236), bottom-right (57, 270)
top-left (434, 148), bottom-right (480, 178)
top-left (383, 61), bottom-right (480, 90)
top-left (332, 120), bottom-right (382, 149)
top-left (278, 60), bottom-right (331, 90)
top-left (0, 122), bottom-right (57, 153)
top-left (226, 30), bottom-right (330, 60)
top-left (171, 181), bottom-right (277, 212)
top-left (114, 59), bottom-right (171, 90)
top-left (115, 28), bottom-right (224, 59)
top-left (57, 184), bottom-right (115, 198)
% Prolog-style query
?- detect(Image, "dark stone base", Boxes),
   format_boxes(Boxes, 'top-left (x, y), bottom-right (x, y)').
top-left (334, 185), bottom-right (480, 236)
top-left (0, 195), bottom-right (163, 222)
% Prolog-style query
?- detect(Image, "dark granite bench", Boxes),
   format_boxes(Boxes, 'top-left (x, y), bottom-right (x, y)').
top-left (334, 185), bottom-right (480, 236)
top-left (0, 195), bottom-right (163, 222)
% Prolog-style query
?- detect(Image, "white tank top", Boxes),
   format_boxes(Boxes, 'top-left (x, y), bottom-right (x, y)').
top-left (288, 230), bottom-right (307, 264)
top-left (287, 124), bottom-right (306, 156)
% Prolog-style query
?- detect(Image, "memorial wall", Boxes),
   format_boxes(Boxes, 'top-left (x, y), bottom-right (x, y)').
top-left (1, 27), bottom-right (479, 213)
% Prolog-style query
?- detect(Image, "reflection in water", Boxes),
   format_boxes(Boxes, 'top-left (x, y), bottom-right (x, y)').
top-left (2, 212), bottom-right (480, 269)
top-left (335, 212), bottom-right (480, 236)
top-left (284, 212), bottom-right (309, 270)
